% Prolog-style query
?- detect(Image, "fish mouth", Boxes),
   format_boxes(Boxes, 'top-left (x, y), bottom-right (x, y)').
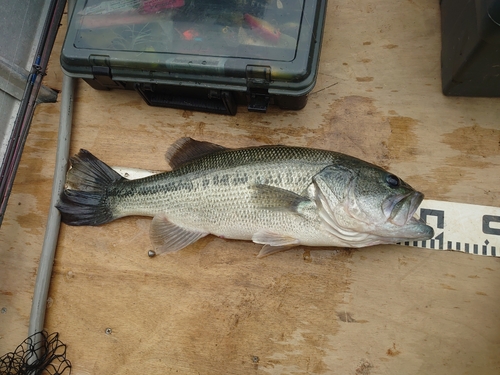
top-left (380, 191), bottom-right (435, 241)
top-left (383, 191), bottom-right (424, 226)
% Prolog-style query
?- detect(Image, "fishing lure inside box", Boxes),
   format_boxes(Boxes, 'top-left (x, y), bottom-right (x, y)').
top-left (61, 0), bottom-right (327, 115)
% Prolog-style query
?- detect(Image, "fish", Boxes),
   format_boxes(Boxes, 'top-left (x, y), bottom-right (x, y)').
top-left (56, 138), bottom-right (434, 258)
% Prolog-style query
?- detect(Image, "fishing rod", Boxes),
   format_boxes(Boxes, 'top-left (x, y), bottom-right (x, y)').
top-left (0, 0), bottom-right (67, 226)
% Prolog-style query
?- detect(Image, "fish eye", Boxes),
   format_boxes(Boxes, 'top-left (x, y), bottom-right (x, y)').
top-left (385, 174), bottom-right (400, 188)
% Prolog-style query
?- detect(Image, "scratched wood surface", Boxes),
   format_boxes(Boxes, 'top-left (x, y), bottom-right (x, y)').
top-left (1, 1), bottom-right (500, 374)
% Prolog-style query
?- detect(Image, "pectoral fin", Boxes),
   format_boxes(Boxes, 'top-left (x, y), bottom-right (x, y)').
top-left (251, 184), bottom-right (312, 213)
top-left (252, 229), bottom-right (300, 258)
top-left (150, 214), bottom-right (208, 254)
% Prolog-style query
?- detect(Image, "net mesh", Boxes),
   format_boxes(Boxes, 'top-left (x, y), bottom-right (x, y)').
top-left (0, 331), bottom-right (71, 375)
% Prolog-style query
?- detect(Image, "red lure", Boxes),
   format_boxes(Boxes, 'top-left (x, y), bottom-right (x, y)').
top-left (244, 13), bottom-right (281, 43)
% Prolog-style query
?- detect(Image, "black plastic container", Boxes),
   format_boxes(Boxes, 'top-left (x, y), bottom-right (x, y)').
top-left (61, 0), bottom-right (328, 114)
top-left (441, 0), bottom-right (500, 97)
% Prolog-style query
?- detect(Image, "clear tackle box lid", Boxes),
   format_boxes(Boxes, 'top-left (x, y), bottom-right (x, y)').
top-left (61, 0), bottom-right (327, 106)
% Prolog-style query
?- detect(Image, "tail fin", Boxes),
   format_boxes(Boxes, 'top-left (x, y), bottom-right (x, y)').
top-left (57, 149), bottom-right (125, 226)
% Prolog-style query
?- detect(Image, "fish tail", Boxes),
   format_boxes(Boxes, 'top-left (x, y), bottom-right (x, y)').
top-left (57, 149), bottom-right (124, 226)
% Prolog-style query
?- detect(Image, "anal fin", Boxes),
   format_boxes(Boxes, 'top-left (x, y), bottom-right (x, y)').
top-left (150, 214), bottom-right (208, 254)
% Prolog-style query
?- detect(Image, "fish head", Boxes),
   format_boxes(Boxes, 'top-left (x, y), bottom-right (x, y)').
top-left (313, 163), bottom-right (434, 246)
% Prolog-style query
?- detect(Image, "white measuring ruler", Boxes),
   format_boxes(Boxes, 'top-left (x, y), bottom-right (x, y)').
top-left (402, 199), bottom-right (500, 257)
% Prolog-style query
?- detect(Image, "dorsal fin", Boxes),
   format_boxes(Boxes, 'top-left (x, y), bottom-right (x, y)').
top-left (165, 137), bottom-right (229, 169)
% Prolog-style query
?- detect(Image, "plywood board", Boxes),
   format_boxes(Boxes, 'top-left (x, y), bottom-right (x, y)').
top-left (1, 1), bottom-right (499, 374)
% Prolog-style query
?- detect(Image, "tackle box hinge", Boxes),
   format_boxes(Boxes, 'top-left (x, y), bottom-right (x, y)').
top-left (246, 65), bottom-right (271, 113)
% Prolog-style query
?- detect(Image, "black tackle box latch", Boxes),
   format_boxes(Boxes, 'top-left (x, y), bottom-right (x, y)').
top-left (246, 65), bottom-right (271, 113)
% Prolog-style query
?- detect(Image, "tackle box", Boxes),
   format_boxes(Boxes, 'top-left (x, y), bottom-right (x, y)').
top-left (61, 0), bottom-right (328, 115)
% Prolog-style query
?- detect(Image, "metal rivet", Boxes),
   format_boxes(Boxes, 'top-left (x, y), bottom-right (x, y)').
top-left (148, 250), bottom-right (156, 258)
top-left (105, 328), bottom-right (112, 335)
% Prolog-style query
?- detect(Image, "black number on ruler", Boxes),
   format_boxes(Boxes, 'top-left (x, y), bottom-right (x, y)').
top-left (482, 215), bottom-right (498, 256)
top-left (420, 209), bottom-right (444, 249)
top-left (483, 215), bottom-right (500, 236)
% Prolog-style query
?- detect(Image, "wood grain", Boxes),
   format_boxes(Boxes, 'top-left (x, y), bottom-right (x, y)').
top-left (1, 1), bottom-right (499, 374)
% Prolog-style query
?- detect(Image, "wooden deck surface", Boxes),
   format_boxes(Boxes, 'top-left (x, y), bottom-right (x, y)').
top-left (1, 1), bottom-right (500, 374)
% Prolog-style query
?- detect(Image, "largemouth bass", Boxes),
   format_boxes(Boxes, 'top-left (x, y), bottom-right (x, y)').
top-left (57, 138), bottom-right (434, 257)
